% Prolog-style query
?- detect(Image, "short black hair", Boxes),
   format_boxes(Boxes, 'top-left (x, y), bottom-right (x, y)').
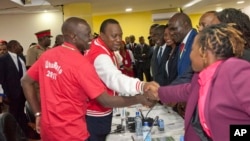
top-left (100, 19), bottom-right (119, 33)
top-left (7, 40), bottom-right (19, 51)
top-left (150, 23), bottom-right (159, 29)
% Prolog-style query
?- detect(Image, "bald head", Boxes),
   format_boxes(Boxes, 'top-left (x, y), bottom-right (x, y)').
top-left (198, 11), bottom-right (220, 32)
top-left (168, 12), bottom-right (193, 43)
top-left (62, 17), bottom-right (91, 51)
top-left (171, 13), bottom-right (192, 28)
top-left (62, 17), bottom-right (88, 37)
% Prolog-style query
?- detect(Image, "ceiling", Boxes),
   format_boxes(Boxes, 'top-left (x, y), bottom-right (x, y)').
top-left (0, 0), bottom-right (250, 15)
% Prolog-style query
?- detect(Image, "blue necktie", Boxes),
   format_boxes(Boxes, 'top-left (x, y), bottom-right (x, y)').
top-left (157, 47), bottom-right (162, 64)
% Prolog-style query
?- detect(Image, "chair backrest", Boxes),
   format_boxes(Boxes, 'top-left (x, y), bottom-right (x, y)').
top-left (0, 112), bottom-right (27, 141)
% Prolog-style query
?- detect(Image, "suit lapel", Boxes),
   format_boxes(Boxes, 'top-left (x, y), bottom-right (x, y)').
top-left (7, 53), bottom-right (19, 73)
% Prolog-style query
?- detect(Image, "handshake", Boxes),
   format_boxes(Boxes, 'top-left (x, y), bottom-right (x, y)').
top-left (137, 81), bottom-right (160, 108)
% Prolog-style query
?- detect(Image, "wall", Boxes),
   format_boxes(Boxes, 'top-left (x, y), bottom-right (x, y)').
top-left (93, 11), bottom-right (155, 43)
top-left (0, 5), bottom-right (202, 55)
top-left (0, 11), bottom-right (63, 55)
top-left (92, 12), bottom-right (201, 43)
top-left (242, 5), bottom-right (250, 17)
top-left (63, 3), bottom-right (93, 28)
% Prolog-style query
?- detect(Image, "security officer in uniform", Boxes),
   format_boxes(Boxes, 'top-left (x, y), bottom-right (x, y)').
top-left (26, 29), bottom-right (52, 69)
top-left (25, 29), bottom-right (52, 140)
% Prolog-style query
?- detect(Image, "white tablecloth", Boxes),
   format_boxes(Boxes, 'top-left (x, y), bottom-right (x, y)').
top-left (107, 104), bottom-right (184, 141)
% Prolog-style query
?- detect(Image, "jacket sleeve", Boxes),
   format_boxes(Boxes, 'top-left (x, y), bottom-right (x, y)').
top-left (94, 54), bottom-right (142, 95)
top-left (158, 83), bottom-right (191, 104)
top-left (171, 66), bottom-right (194, 85)
top-left (230, 60), bottom-right (250, 116)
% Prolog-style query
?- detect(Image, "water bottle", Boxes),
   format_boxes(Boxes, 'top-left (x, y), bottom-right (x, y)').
top-left (0, 84), bottom-right (4, 103)
top-left (158, 119), bottom-right (165, 131)
top-left (121, 108), bottom-right (128, 133)
top-left (142, 122), bottom-right (151, 141)
top-left (180, 135), bottom-right (184, 141)
top-left (135, 111), bottom-right (142, 136)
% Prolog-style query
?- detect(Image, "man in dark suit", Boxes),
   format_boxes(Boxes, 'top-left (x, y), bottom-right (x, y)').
top-left (126, 35), bottom-right (138, 77)
top-left (151, 25), bottom-right (172, 86)
top-left (167, 13), bottom-right (197, 117)
top-left (168, 12), bottom-right (197, 77)
top-left (0, 40), bottom-right (28, 136)
top-left (133, 36), bottom-right (152, 81)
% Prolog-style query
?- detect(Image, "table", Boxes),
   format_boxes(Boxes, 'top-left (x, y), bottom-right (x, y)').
top-left (107, 104), bottom-right (184, 141)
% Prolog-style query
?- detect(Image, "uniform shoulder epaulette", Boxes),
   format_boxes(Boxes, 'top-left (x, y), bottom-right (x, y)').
top-left (29, 45), bottom-right (39, 49)
top-left (35, 45), bottom-right (41, 49)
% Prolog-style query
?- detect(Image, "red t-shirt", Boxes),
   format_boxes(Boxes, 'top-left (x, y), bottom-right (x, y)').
top-left (27, 42), bottom-right (106, 141)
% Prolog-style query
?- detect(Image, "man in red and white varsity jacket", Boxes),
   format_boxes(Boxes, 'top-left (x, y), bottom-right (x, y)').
top-left (85, 19), bottom-right (159, 141)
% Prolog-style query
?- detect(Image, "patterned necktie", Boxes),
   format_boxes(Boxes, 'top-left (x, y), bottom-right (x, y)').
top-left (157, 47), bottom-right (162, 64)
top-left (17, 56), bottom-right (23, 78)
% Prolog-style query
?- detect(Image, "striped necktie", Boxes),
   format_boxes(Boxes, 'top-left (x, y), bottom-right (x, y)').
top-left (157, 47), bottom-right (162, 64)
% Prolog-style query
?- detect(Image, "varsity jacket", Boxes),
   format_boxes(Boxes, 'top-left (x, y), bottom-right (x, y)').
top-left (85, 37), bottom-right (144, 116)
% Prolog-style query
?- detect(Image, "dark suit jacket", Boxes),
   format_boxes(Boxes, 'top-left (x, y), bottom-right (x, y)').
top-left (127, 43), bottom-right (137, 55)
top-left (158, 58), bottom-right (250, 141)
top-left (177, 29), bottom-right (197, 76)
top-left (151, 44), bottom-right (172, 86)
top-left (134, 44), bottom-right (152, 68)
top-left (0, 53), bottom-right (25, 101)
top-left (166, 46), bottom-right (179, 84)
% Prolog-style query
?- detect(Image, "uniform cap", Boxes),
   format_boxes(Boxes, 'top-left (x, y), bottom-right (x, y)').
top-left (35, 29), bottom-right (53, 39)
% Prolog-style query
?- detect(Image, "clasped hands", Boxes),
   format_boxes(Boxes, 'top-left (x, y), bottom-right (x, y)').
top-left (143, 81), bottom-right (160, 101)
top-left (137, 81), bottom-right (160, 108)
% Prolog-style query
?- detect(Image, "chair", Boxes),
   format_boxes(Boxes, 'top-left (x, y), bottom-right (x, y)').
top-left (24, 101), bottom-right (40, 140)
top-left (0, 112), bottom-right (27, 141)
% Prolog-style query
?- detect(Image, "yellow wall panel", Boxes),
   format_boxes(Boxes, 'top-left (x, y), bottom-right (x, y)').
top-left (63, 2), bottom-right (202, 43)
top-left (63, 3), bottom-right (93, 28)
top-left (93, 11), bottom-right (160, 43)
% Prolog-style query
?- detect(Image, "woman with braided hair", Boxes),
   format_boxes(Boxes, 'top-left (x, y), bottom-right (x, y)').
top-left (148, 23), bottom-right (250, 141)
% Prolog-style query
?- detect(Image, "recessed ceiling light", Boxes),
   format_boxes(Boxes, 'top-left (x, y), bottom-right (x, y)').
top-left (216, 7), bottom-right (223, 12)
top-left (183, 0), bottom-right (202, 8)
top-left (237, 1), bottom-right (245, 4)
top-left (125, 8), bottom-right (132, 12)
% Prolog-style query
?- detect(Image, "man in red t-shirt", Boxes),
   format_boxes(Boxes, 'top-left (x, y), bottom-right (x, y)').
top-left (21, 17), bottom-right (157, 141)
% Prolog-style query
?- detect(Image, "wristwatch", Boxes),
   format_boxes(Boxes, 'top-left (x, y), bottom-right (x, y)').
top-left (34, 112), bottom-right (41, 117)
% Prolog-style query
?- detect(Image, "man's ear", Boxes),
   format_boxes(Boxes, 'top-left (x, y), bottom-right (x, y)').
top-left (99, 32), bottom-right (105, 40)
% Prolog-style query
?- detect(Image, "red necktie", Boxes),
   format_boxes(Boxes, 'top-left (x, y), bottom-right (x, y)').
top-left (179, 43), bottom-right (185, 59)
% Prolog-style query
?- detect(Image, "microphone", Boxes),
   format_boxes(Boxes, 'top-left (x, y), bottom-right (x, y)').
top-left (139, 109), bottom-right (145, 120)
top-left (143, 105), bottom-right (156, 127)
top-left (145, 105), bottom-right (154, 118)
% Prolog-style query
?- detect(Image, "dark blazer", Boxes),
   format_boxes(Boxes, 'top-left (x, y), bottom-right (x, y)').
top-left (134, 44), bottom-right (152, 68)
top-left (171, 66), bottom-right (194, 85)
top-left (151, 44), bottom-right (172, 86)
top-left (158, 58), bottom-right (250, 141)
top-left (177, 29), bottom-right (197, 76)
top-left (0, 53), bottom-right (27, 135)
top-left (0, 53), bottom-right (24, 101)
top-left (166, 46), bottom-right (179, 84)
top-left (127, 43), bottom-right (137, 55)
